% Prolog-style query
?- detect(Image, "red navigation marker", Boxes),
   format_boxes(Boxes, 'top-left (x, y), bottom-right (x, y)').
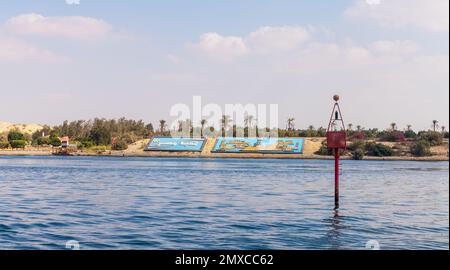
top-left (326, 95), bottom-right (347, 209)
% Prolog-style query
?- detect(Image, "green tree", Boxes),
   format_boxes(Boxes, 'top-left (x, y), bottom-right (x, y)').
top-left (366, 143), bottom-right (393, 157)
top-left (390, 123), bottom-right (397, 131)
top-left (89, 119), bottom-right (111, 145)
top-left (79, 138), bottom-right (95, 149)
top-left (159, 120), bottom-right (167, 135)
top-left (410, 141), bottom-right (432, 157)
top-left (221, 115), bottom-right (231, 137)
top-left (432, 120), bottom-right (439, 132)
top-left (112, 139), bottom-right (128, 151)
top-left (287, 118), bottom-right (295, 131)
top-left (10, 140), bottom-right (26, 149)
top-left (37, 137), bottom-right (52, 146)
top-left (50, 136), bottom-right (62, 147)
top-left (0, 141), bottom-right (9, 149)
top-left (145, 123), bottom-right (154, 134)
top-left (352, 149), bottom-right (365, 160)
top-left (8, 131), bottom-right (25, 142)
top-left (200, 119), bottom-right (207, 138)
top-left (419, 131), bottom-right (443, 146)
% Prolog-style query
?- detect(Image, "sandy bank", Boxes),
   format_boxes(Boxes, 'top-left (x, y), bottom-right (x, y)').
top-left (0, 121), bottom-right (43, 134)
top-left (0, 150), bottom-right (52, 156)
top-left (2, 138), bottom-right (447, 161)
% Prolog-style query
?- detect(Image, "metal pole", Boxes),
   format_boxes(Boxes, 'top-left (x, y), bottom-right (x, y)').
top-left (334, 148), bottom-right (340, 209)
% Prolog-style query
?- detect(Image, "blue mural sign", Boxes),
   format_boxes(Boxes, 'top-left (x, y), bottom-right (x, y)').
top-left (212, 137), bottom-right (304, 154)
top-left (145, 137), bottom-right (206, 152)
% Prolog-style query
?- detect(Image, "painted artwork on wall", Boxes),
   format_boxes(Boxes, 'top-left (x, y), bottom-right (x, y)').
top-left (145, 137), bottom-right (206, 152)
top-left (212, 138), bottom-right (304, 154)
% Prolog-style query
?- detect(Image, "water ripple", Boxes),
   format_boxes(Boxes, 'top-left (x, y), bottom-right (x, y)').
top-left (0, 156), bottom-right (448, 250)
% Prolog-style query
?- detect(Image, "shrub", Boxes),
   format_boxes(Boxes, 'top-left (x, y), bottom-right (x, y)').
top-left (0, 141), bottom-right (9, 149)
top-left (352, 148), bottom-right (365, 160)
top-left (366, 142), bottom-right (393, 157)
top-left (10, 140), bottom-right (26, 149)
top-left (8, 131), bottom-right (25, 142)
top-left (50, 136), bottom-right (62, 147)
top-left (418, 131), bottom-right (443, 146)
top-left (315, 141), bottom-right (333, 156)
top-left (410, 141), bottom-right (432, 157)
top-left (112, 139), bottom-right (128, 151)
top-left (119, 133), bottom-right (139, 144)
top-left (348, 141), bottom-right (365, 152)
top-left (79, 138), bottom-right (95, 149)
top-left (380, 131), bottom-right (406, 142)
top-left (36, 136), bottom-right (52, 146)
top-left (404, 130), bottom-right (417, 139)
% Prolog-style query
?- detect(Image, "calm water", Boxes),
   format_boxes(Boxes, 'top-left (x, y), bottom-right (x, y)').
top-left (0, 156), bottom-right (448, 250)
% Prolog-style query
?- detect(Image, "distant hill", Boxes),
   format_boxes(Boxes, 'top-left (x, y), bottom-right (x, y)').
top-left (0, 121), bottom-right (43, 134)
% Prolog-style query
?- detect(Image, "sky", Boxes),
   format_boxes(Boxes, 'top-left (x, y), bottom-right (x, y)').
top-left (0, 0), bottom-right (448, 130)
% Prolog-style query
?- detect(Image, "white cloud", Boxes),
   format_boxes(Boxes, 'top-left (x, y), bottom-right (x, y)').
top-left (65, 0), bottom-right (80, 5)
top-left (189, 32), bottom-right (249, 62)
top-left (0, 36), bottom-right (67, 62)
top-left (4, 13), bottom-right (112, 40)
top-left (190, 26), bottom-right (311, 61)
top-left (345, 0), bottom-right (449, 32)
top-left (369, 40), bottom-right (419, 55)
top-left (190, 25), bottom-right (421, 67)
top-left (280, 39), bottom-right (423, 74)
top-left (246, 26), bottom-right (310, 53)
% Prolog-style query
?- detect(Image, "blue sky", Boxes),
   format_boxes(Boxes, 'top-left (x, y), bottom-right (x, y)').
top-left (0, 0), bottom-right (448, 130)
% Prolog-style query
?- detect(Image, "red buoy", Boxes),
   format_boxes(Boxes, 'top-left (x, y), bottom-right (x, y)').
top-left (326, 95), bottom-right (347, 209)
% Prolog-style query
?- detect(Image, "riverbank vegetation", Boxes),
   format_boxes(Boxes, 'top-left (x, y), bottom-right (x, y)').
top-left (0, 118), bottom-right (448, 159)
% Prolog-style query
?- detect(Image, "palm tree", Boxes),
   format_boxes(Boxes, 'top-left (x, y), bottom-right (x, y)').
top-left (356, 125), bottom-right (362, 132)
top-left (432, 120), bottom-right (439, 132)
top-left (185, 119), bottom-right (193, 137)
top-left (287, 118), bottom-right (295, 131)
top-left (441, 126), bottom-right (446, 133)
top-left (308, 125), bottom-right (315, 131)
top-left (406, 124), bottom-right (412, 131)
top-left (348, 123), bottom-right (353, 131)
top-left (390, 123), bottom-right (397, 131)
top-left (200, 119), bottom-right (207, 138)
top-left (221, 115), bottom-right (231, 137)
top-left (177, 120), bottom-right (184, 132)
top-left (159, 120), bottom-right (166, 135)
top-left (244, 115), bottom-right (256, 137)
top-left (244, 115), bottom-right (255, 129)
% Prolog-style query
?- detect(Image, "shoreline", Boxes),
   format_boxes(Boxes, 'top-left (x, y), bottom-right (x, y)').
top-left (0, 150), bottom-right (448, 162)
top-left (1, 138), bottom-right (448, 162)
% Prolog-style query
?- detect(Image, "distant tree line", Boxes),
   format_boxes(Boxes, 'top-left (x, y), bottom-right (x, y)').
top-left (0, 118), bottom-right (155, 151)
top-left (0, 118), bottom-right (448, 154)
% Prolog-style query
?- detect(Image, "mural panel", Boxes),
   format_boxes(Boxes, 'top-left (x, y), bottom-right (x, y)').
top-left (212, 138), bottom-right (304, 154)
top-left (145, 137), bottom-right (206, 152)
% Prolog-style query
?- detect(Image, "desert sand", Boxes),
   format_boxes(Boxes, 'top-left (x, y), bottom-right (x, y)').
top-left (0, 121), bottom-right (43, 135)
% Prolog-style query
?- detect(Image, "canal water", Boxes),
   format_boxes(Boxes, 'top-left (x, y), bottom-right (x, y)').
top-left (0, 156), bottom-right (448, 250)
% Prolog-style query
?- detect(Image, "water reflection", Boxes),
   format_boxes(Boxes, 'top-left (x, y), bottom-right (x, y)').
top-left (325, 210), bottom-right (343, 250)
